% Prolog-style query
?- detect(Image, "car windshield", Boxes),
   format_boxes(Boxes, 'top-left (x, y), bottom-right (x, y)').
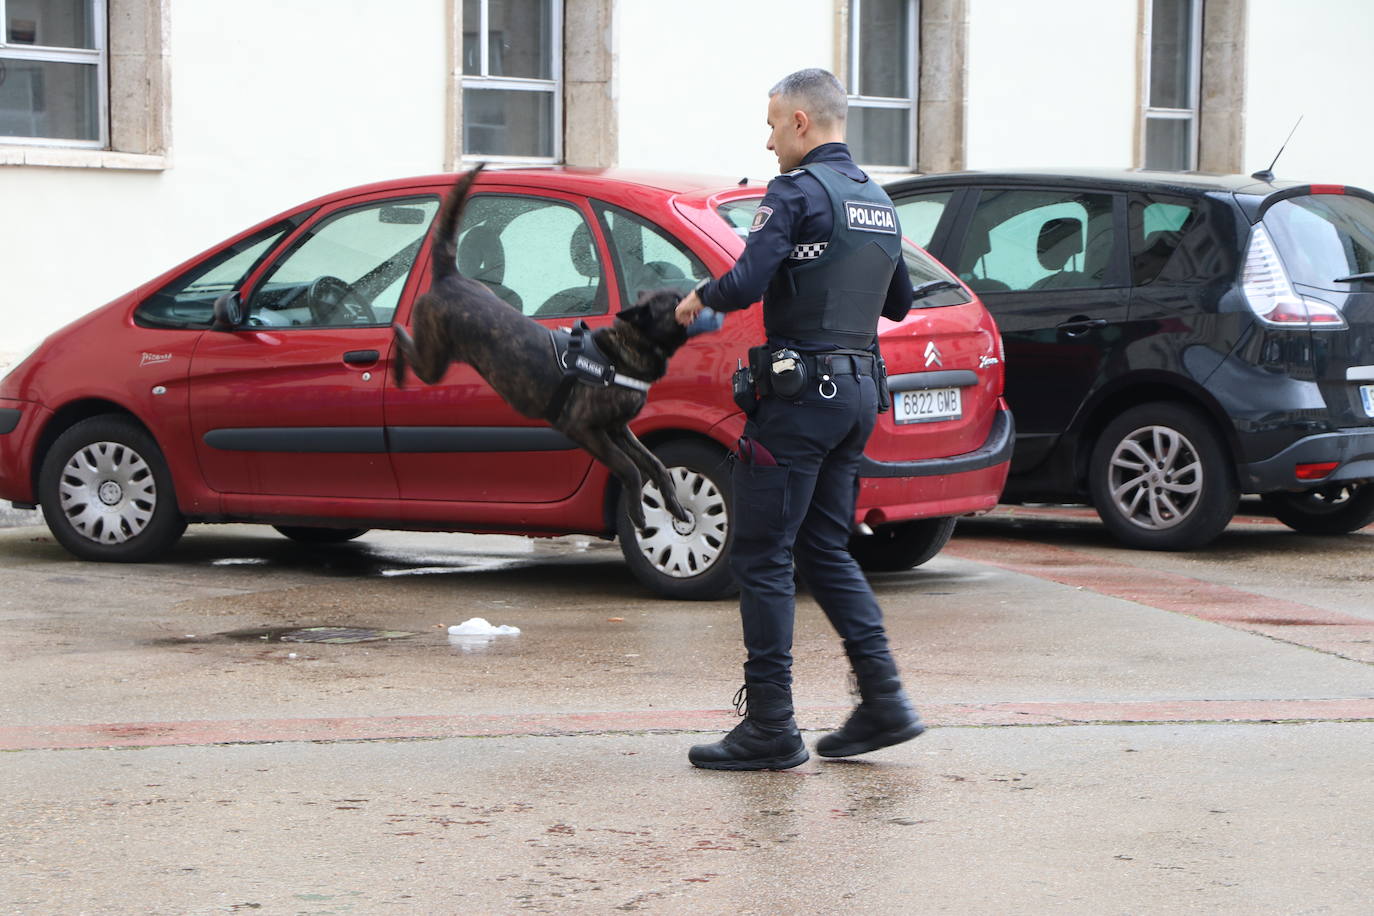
top-left (713, 197), bottom-right (970, 308)
top-left (1264, 193), bottom-right (1374, 291)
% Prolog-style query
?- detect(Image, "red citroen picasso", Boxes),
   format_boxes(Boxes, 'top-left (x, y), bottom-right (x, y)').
top-left (0, 168), bottom-right (1011, 598)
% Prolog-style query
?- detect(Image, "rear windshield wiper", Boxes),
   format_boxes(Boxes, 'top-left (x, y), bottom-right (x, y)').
top-left (1334, 272), bottom-right (1374, 282)
top-left (913, 279), bottom-right (961, 300)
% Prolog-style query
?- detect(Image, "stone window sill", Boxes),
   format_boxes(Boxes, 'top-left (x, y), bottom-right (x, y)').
top-left (0, 146), bottom-right (168, 171)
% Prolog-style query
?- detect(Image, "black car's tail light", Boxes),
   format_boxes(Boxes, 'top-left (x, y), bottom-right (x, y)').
top-left (1241, 224), bottom-right (1347, 329)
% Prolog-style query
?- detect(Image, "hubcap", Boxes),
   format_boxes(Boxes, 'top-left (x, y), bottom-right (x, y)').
top-left (1107, 425), bottom-right (1202, 530)
top-left (59, 441), bottom-right (157, 545)
top-left (631, 466), bottom-right (728, 579)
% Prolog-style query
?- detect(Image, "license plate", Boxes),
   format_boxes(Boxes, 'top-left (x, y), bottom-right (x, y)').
top-left (894, 387), bottom-right (962, 424)
top-left (1361, 385), bottom-right (1374, 418)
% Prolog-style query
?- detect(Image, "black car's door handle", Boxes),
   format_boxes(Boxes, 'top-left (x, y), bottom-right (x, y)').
top-left (343, 349), bottom-right (380, 366)
top-left (1057, 317), bottom-right (1108, 336)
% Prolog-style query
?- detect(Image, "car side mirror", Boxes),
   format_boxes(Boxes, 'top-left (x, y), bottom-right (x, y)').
top-left (211, 292), bottom-right (244, 331)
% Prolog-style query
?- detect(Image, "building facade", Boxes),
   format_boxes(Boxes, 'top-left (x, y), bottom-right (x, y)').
top-left (2, 0), bottom-right (1371, 358)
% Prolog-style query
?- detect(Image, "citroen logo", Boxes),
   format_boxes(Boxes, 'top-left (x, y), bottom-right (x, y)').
top-left (924, 341), bottom-right (943, 368)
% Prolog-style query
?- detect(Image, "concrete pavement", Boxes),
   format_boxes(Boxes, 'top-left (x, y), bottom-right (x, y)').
top-left (1, 513), bottom-right (1371, 913)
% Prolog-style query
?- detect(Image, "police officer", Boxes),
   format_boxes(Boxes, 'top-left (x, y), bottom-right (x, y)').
top-left (674, 68), bottom-right (922, 770)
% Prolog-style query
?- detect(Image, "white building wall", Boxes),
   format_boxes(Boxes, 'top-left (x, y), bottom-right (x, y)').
top-left (616, 0), bottom-right (836, 181)
top-left (0, 0), bottom-right (447, 358)
top-left (964, 0), bottom-right (1138, 171)
top-left (1245, 0), bottom-right (1374, 190)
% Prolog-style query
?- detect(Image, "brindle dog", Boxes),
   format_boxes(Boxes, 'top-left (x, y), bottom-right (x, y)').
top-left (392, 164), bottom-right (692, 531)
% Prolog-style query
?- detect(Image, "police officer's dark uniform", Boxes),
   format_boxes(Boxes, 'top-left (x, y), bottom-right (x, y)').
top-left (687, 141), bottom-right (924, 770)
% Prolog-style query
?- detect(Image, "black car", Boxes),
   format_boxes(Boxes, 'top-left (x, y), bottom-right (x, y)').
top-left (885, 169), bottom-right (1374, 549)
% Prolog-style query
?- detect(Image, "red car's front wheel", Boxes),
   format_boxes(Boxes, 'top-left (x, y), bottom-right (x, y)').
top-left (38, 415), bottom-right (187, 562)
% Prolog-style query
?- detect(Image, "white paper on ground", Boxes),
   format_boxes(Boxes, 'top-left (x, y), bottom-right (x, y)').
top-left (447, 617), bottom-right (521, 636)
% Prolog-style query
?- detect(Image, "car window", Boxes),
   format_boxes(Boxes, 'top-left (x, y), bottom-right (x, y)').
top-left (457, 195), bottom-right (608, 318)
top-left (1128, 195), bottom-right (1199, 285)
top-left (715, 200), bottom-right (759, 239)
top-left (711, 194), bottom-right (969, 309)
top-left (135, 223), bottom-right (293, 329)
top-left (596, 203), bottom-right (709, 307)
top-left (1263, 194), bottom-right (1374, 291)
top-left (247, 197), bottom-right (440, 328)
top-left (893, 190), bottom-right (954, 248)
top-left (956, 189), bottom-right (1119, 293)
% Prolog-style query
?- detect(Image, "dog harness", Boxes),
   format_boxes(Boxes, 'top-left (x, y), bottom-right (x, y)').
top-left (544, 321), bottom-right (652, 422)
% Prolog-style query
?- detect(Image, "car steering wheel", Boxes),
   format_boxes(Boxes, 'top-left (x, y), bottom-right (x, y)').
top-left (306, 275), bottom-right (376, 325)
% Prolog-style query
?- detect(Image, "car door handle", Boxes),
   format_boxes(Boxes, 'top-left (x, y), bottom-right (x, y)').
top-left (343, 349), bottom-right (380, 366)
top-left (1057, 317), bottom-right (1107, 336)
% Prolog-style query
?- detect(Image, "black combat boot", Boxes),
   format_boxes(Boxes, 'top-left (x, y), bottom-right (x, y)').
top-left (688, 682), bottom-right (809, 771)
top-left (815, 656), bottom-right (925, 758)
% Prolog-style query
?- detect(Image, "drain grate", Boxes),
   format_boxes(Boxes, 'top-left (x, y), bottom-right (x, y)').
top-left (219, 626), bottom-right (418, 644)
top-left (279, 627), bottom-right (416, 644)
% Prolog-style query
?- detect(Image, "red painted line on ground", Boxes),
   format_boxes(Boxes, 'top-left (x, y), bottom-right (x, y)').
top-left (943, 536), bottom-right (1374, 662)
top-left (2, 698), bottom-right (1371, 751)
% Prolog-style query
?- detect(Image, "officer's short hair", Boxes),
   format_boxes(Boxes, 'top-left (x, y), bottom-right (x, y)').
top-left (769, 68), bottom-right (848, 128)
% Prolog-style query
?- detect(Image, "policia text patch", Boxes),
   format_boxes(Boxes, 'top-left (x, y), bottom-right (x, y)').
top-left (844, 201), bottom-right (898, 234)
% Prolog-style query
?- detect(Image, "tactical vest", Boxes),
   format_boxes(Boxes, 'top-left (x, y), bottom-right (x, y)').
top-left (762, 162), bottom-right (904, 349)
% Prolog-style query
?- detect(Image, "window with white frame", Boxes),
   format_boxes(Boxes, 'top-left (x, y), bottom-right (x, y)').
top-left (0, 0), bottom-right (106, 146)
top-left (462, 0), bottom-right (562, 162)
top-left (847, 0), bottom-right (917, 169)
top-left (1143, 0), bottom-right (1202, 171)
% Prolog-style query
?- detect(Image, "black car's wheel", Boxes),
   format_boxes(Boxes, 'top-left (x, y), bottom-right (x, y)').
top-left (38, 415), bottom-right (187, 562)
top-left (1261, 483), bottom-right (1374, 534)
top-left (848, 517), bottom-right (957, 572)
top-left (617, 440), bottom-right (736, 600)
top-left (273, 526), bottom-right (370, 543)
top-left (1088, 402), bottom-right (1237, 550)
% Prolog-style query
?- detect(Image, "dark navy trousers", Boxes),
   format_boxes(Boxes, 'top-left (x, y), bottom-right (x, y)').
top-left (730, 371), bottom-right (893, 688)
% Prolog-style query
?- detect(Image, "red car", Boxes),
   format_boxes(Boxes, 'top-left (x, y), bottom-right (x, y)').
top-left (0, 168), bottom-right (1011, 598)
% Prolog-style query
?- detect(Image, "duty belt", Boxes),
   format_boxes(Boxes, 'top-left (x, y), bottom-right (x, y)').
top-left (801, 349), bottom-right (877, 377)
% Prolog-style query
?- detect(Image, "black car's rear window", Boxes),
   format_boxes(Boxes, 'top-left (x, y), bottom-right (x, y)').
top-left (713, 198), bottom-right (971, 308)
top-left (1264, 193), bottom-right (1374, 291)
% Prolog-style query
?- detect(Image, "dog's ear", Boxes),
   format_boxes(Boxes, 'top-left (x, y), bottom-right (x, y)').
top-left (617, 303), bottom-right (652, 331)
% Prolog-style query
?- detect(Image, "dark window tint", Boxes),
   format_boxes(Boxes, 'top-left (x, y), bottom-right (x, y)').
top-left (1128, 195), bottom-right (1199, 285)
top-left (1264, 194), bottom-right (1374, 291)
top-left (956, 189), bottom-right (1119, 293)
top-left (136, 223), bottom-right (293, 330)
top-left (893, 190), bottom-right (954, 249)
top-left (596, 204), bottom-right (708, 307)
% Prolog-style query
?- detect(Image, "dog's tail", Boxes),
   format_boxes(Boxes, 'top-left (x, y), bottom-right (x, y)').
top-left (431, 162), bottom-right (485, 284)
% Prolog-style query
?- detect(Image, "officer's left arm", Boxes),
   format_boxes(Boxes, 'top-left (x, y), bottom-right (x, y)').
top-left (880, 254), bottom-right (915, 322)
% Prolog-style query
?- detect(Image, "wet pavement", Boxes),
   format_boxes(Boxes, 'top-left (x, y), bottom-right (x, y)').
top-left (1, 510), bottom-right (1372, 913)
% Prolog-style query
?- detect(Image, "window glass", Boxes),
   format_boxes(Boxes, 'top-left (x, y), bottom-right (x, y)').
top-left (1129, 196), bottom-right (1198, 285)
top-left (715, 200), bottom-right (761, 238)
top-left (246, 198), bottom-right (439, 328)
top-left (894, 191), bottom-right (954, 249)
top-left (711, 195), bottom-right (967, 310)
top-left (598, 204), bottom-right (708, 307)
top-left (136, 223), bottom-right (293, 330)
top-left (1149, 0), bottom-right (1194, 109)
top-left (847, 0), bottom-right (915, 168)
top-left (1, 0), bottom-right (105, 144)
top-left (461, 0), bottom-right (559, 160)
top-left (458, 195), bottom-right (607, 318)
top-left (1264, 195), bottom-right (1374, 291)
top-left (956, 189), bottom-right (1118, 292)
top-left (463, 88), bottom-right (555, 159)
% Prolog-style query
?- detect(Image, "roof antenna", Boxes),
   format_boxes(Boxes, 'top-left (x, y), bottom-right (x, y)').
top-left (1252, 115), bottom-right (1303, 183)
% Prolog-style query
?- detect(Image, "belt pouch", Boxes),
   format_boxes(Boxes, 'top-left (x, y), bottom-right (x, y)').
top-left (732, 364), bottom-right (759, 416)
top-left (875, 354), bottom-right (892, 413)
top-left (747, 345), bottom-right (773, 397)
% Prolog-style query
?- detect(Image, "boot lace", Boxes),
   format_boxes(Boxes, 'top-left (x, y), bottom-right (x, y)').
top-left (732, 684), bottom-right (748, 717)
